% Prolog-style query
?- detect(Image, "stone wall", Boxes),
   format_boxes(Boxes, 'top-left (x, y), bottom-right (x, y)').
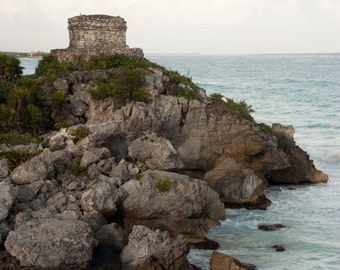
top-left (51, 14), bottom-right (143, 61)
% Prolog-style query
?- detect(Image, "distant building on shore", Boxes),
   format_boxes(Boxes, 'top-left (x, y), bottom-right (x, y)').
top-left (51, 14), bottom-right (143, 62)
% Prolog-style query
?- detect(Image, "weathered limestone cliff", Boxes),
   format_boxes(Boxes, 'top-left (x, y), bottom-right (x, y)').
top-left (0, 15), bottom-right (328, 270)
top-left (0, 65), bottom-right (328, 269)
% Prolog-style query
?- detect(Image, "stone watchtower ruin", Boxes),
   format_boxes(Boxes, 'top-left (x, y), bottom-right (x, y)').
top-left (51, 14), bottom-right (143, 61)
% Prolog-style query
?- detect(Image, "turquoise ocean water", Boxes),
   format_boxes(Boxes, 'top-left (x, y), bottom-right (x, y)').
top-left (22, 55), bottom-right (340, 270)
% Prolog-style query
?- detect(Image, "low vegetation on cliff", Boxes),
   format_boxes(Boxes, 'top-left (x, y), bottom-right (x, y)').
top-left (0, 53), bottom-right (255, 139)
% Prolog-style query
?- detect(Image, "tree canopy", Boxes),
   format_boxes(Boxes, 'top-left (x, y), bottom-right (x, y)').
top-left (0, 53), bottom-right (23, 81)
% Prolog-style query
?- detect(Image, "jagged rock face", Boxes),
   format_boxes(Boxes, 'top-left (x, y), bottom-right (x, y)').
top-left (10, 149), bottom-right (55, 185)
top-left (86, 95), bottom-right (287, 172)
top-left (81, 175), bottom-right (126, 216)
top-left (120, 225), bottom-right (193, 270)
top-left (128, 133), bottom-right (185, 171)
top-left (268, 123), bottom-right (328, 184)
top-left (122, 170), bottom-right (225, 220)
top-left (83, 94), bottom-right (290, 207)
top-left (0, 180), bottom-right (14, 222)
top-left (0, 159), bottom-right (9, 179)
top-left (5, 218), bottom-right (98, 269)
top-left (210, 250), bottom-right (254, 270)
top-left (121, 170), bottom-right (225, 239)
top-left (204, 158), bottom-right (267, 207)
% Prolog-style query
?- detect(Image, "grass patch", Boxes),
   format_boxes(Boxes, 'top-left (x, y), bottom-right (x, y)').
top-left (0, 133), bottom-right (41, 146)
top-left (176, 87), bottom-right (197, 100)
top-left (135, 173), bottom-right (142, 180)
top-left (67, 158), bottom-right (87, 176)
top-left (155, 178), bottom-right (171, 192)
top-left (0, 150), bottom-right (41, 170)
top-left (88, 67), bottom-right (151, 103)
top-left (70, 127), bottom-right (90, 144)
top-left (209, 93), bottom-right (255, 122)
top-left (257, 123), bottom-right (277, 136)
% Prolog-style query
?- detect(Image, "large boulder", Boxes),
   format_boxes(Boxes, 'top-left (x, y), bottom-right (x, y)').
top-left (122, 170), bottom-right (225, 220)
top-left (5, 218), bottom-right (97, 269)
top-left (120, 225), bottom-right (193, 270)
top-left (128, 133), bottom-right (184, 170)
top-left (81, 174), bottom-right (126, 216)
top-left (204, 158), bottom-right (269, 209)
top-left (121, 170), bottom-right (225, 239)
top-left (268, 123), bottom-right (328, 184)
top-left (52, 78), bottom-right (69, 94)
top-left (11, 149), bottom-right (55, 185)
top-left (0, 179), bottom-right (14, 222)
top-left (210, 250), bottom-right (255, 270)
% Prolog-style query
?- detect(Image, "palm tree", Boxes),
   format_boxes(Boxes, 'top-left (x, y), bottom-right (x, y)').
top-left (0, 53), bottom-right (23, 81)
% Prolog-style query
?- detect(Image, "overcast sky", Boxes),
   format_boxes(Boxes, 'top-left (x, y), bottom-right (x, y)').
top-left (1, 0), bottom-right (340, 54)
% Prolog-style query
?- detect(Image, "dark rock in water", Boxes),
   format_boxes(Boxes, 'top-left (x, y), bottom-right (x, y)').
top-left (225, 194), bottom-right (272, 210)
top-left (272, 245), bottom-right (285, 252)
top-left (189, 237), bottom-right (220, 250)
top-left (257, 223), bottom-right (285, 231)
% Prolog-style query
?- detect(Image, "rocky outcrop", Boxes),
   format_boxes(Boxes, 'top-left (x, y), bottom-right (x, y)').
top-left (0, 159), bottom-right (9, 179)
top-left (210, 250), bottom-right (256, 270)
top-left (268, 123), bottom-right (328, 184)
top-left (121, 170), bottom-right (225, 240)
top-left (120, 225), bottom-right (192, 270)
top-left (81, 175), bottom-right (126, 216)
top-left (0, 180), bottom-right (14, 222)
top-left (82, 94), bottom-right (289, 207)
top-left (204, 158), bottom-right (267, 208)
top-left (128, 133), bottom-right (185, 171)
top-left (11, 149), bottom-right (55, 185)
top-left (0, 51), bottom-right (328, 270)
top-left (5, 217), bottom-right (97, 269)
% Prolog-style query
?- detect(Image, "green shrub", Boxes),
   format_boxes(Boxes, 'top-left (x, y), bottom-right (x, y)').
top-left (135, 173), bottom-right (142, 180)
top-left (155, 178), bottom-right (171, 192)
top-left (87, 53), bottom-right (156, 70)
top-left (209, 93), bottom-right (255, 122)
top-left (0, 81), bottom-right (14, 103)
top-left (209, 92), bottom-right (224, 101)
top-left (176, 87), bottom-right (197, 100)
top-left (54, 120), bottom-right (73, 130)
top-left (225, 98), bottom-right (254, 122)
top-left (70, 127), bottom-right (90, 144)
top-left (0, 104), bottom-right (18, 132)
top-left (0, 133), bottom-right (40, 145)
top-left (88, 67), bottom-right (151, 103)
top-left (257, 123), bottom-right (277, 136)
top-left (0, 53), bottom-right (23, 81)
top-left (51, 144), bottom-right (65, 152)
top-left (35, 54), bottom-right (74, 78)
top-left (67, 158), bottom-right (87, 176)
top-left (0, 150), bottom-right (41, 170)
top-left (159, 69), bottom-right (202, 100)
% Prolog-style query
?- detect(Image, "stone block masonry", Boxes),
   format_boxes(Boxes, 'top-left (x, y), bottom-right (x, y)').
top-left (51, 14), bottom-right (143, 61)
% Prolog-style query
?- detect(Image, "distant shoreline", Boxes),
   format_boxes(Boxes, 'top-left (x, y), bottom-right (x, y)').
top-left (0, 51), bottom-right (48, 58)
